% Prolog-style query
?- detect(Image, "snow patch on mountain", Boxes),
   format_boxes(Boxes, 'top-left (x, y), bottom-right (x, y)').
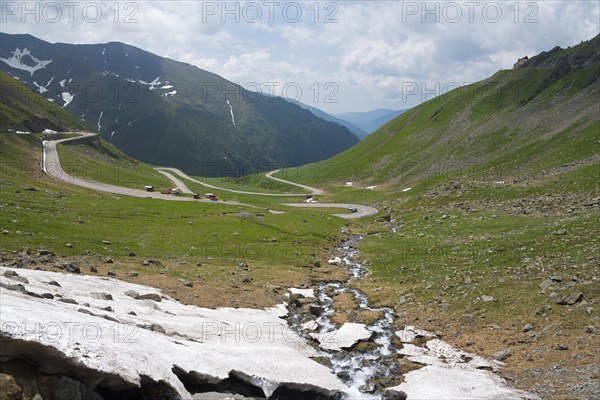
top-left (226, 99), bottom-right (236, 125)
top-left (61, 92), bottom-right (74, 108)
top-left (163, 90), bottom-right (177, 97)
top-left (160, 85), bottom-right (174, 89)
top-left (0, 48), bottom-right (52, 76)
top-left (139, 77), bottom-right (161, 90)
top-left (33, 76), bottom-right (55, 94)
top-left (97, 111), bottom-right (103, 131)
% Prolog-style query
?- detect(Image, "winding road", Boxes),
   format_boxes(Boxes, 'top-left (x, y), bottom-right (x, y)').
top-left (42, 132), bottom-right (238, 204)
top-left (155, 167), bottom-right (319, 197)
top-left (42, 132), bottom-right (378, 219)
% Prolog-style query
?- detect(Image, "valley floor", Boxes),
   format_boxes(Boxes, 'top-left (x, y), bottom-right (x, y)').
top-left (1, 132), bottom-right (598, 399)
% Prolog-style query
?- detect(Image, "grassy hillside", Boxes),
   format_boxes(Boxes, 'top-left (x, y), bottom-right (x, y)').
top-left (268, 35), bottom-right (600, 399)
top-left (278, 35), bottom-right (599, 190)
top-left (0, 71), bottom-right (84, 132)
top-left (57, 136), bottom-right (173, 190)
top-left (0, 133), bottom-right (352, 309)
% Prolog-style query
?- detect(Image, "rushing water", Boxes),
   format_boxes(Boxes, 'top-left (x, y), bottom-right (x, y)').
top-left (288, 236), bottom-right (397, 400)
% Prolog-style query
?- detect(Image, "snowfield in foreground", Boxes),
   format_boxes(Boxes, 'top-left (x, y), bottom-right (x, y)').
top-left (0, 266), bottom-right (345, 399)
top-left (0, 266), bottom-right (541, 400)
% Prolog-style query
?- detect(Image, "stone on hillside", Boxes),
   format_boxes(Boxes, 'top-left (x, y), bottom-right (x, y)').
top-left (141, 300), bottom-right (161, 310)
top-left (539, 279), bottom-right (553, 292)
top-left (585, 325), bottom-right (596, 334)
top-left (90, 266), bottom-right (98, 273)
top-left (107, 270), bottom-right (117, 276)
top-left (460, 314), bottom-right (474, 324)
top-left (556, 292), bottom-right (583, 305)
top-left (102, 240), bottom-right (111, 245)
top-left (139, 293), bottom-right (162, 302)
top-left (522, 323), bottom-right (534, 333)
top-left (383, 388), bottom-right (408, 400)
top-left (4, 272), bottom-right (29, 284)
top-left (91, 292), bottom-right (113, 301)
top-left (65, 263), bottom-right (80, 273)
top-left (493, 348), bottom-right (512, 361)
top-left (58, 298), bottom-right (78, 304)
top-left (124, 290), bottom-right (140, 299)
top-left (288, 292), bottom-right (304, 307)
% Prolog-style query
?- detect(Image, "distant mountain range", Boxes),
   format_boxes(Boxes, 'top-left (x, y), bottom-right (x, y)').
top-left (286, 99), bottom-right (368, 139)
top-left (334, 109), bottom-right (408, 136)
top-left (287, 102), bottom-right (408, 140)
top-left (0, 32), bottom-right (359, 176)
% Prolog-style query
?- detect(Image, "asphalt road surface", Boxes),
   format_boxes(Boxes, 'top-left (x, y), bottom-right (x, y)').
top-left (282, 203), bottom-right (379, 219)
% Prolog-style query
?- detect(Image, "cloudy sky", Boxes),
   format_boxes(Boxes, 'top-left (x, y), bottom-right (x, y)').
top-left (2, 1), bottom-right (599, 113)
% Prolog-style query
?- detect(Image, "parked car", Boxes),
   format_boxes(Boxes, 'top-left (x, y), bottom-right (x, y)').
top-left (193, 193), bottom-right (200, 199)
top-left (205, 193), bottom-right (218, 201)
top-left (144, 185), bottom-right (154, 192)
top-left (348, 207), bottom-right (358, 213)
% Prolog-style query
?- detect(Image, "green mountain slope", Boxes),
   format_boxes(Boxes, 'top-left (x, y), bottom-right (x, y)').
top-left (298, 35), bottom-right (599, 188)
top-left (0, 33), bottom-right (359, 176)
top-left (0, 71), bottom-right (84, 132)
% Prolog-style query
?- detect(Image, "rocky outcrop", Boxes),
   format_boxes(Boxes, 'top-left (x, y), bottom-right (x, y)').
top-left (519, 34), bottom-right (600, 69)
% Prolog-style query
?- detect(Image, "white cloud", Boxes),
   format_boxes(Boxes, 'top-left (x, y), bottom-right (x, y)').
top-left (1, 0), bottom-right (598, 113)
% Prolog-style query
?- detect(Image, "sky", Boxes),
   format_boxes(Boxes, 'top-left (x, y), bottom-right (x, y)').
top-left (1, 0), bottom-right (599, 113)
